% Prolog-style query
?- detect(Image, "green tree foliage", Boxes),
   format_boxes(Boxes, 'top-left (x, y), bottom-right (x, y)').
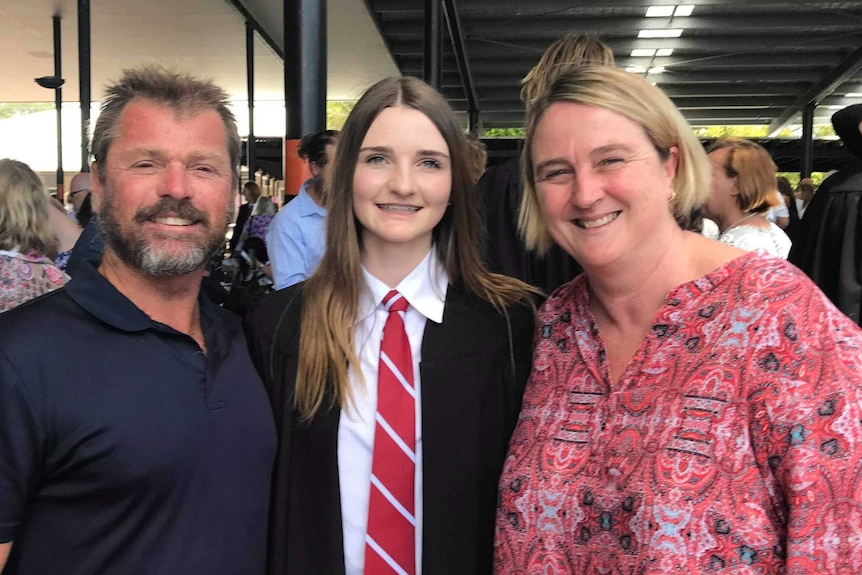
top-left (482, 127), bottom-right (525, 137)
top-left (0, 102), bottom-right (53, 120)
top-left (326, 101), bottom-right (356, 130)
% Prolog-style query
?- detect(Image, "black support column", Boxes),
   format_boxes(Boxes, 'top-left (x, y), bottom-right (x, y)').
top-left (284, 0), bottom-right (326, 138)
top-left (800, 103), bottom-right (815, 178)
top-left (53, 16), bottom-right (64, 200)
top-left (78, 0), bottom-right (91, 172)
top-left (246, 21), bottom-right (256, 179)
top-left (284, 0), bottom-right (326, 196)
top-left (424, 0), bottom-right (442, 89)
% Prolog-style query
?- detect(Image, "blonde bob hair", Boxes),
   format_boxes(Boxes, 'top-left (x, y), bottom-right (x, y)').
top-left (0, 159), bottom-right (58, 259)
top-left (707, 137), bottom-right (778, 214)
top-left (519, 66), bottom-right (712, 253)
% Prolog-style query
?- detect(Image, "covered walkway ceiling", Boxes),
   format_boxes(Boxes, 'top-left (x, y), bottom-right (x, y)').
top-left (3, 1), bottom-right (862, 134)
top-left (0, 0), bottom-right (396, 105)
top-left (366, 0), bottom-right (862, 131)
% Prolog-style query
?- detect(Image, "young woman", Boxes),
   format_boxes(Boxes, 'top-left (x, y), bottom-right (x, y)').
top-left (245, 76), bottom-right (538, 575)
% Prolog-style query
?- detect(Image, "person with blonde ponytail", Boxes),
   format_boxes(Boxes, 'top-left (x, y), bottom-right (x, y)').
top-left (245, 76), bottom-right (538, 575)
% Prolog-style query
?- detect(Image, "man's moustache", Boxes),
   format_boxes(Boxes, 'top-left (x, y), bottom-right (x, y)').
top-left (133, 198), bottom-right (209, 225)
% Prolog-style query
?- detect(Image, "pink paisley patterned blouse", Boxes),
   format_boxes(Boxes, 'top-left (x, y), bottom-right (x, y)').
top-left (0, 250), bottom-right (69, 313)
top-left (495, 252), bottom-right (862, 575)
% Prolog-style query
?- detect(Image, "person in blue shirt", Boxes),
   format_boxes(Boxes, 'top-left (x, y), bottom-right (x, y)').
top-left (267, 130), bottom-right (338, 289)
top-left (0, 66), bottom-right (276, 575)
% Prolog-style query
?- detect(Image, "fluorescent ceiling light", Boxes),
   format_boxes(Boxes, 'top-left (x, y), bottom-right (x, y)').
top-left (631, 49), bottom-right (657, 57)
top-left (648, 66), bottom-right (666, 74)
top-left (656, 48), bottom-right (674, 56)
top-left (639, 29), bottom-right (684, 38)
top-left (646, 6), bottom-right (674, 17)
top-left (845, 92), bottom-right (862, 97)
top-left (674, 5), bottom-right (695, 17)
top-left (625, 65), bottom-right (649, 74)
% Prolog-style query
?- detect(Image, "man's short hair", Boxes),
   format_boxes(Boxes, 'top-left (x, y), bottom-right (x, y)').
top-left (297, 130), bottom-right (339, 167)
top-left (91, 66), bottom-right (240, 185)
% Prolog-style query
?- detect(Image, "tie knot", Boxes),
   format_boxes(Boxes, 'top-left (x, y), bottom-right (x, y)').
top-left (382, 290), bottom-right (409, 313)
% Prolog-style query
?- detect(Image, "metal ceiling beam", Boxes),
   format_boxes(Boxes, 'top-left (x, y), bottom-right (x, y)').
top-left (380, 15), bottom-right (858, 33)
top-left (390, 37), bottom-right (861, 58)
top-left (768, 43), bottom-right (862, 135)
top-left (440, 0), bottom-right (480, 132)
top-left (460, 96), bottom-right (799, 113)
top-left (227, 0), bottom-right (284, 59)
top-left (374, 0), bottom-right (846, 10)
top-left (471, 108), bottom-right (834, 124)
top-left (446, 83), bottom-right (815, 100)
top-left (402, 67), bottom-right (828, 85)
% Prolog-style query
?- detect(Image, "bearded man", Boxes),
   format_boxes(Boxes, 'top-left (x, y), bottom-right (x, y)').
top-left (0, 67), bottom-right (275, 575)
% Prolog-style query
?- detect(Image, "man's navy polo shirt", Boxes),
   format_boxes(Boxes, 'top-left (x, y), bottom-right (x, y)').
top-left (0, 262), bottom-right (276, 574)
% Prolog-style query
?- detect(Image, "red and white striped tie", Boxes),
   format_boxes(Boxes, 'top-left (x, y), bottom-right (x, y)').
top-left (364, 290), bottom-right (416, 575)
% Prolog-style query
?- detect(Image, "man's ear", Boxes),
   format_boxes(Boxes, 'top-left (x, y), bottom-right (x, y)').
top-left (90, 162), bottom-right (102, 214)
top-left (309, 161), bottom-right (321, 178)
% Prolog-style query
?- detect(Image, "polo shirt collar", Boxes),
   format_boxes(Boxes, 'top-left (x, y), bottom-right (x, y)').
top-left (358, 248), bottom-right (448, 325)
top-left (66, 260), bottom-right (154, 332)
top-left (65, 260), bottom-right (232, 338)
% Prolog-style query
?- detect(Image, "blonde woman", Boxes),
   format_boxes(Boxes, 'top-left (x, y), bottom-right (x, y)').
top-left (0, 159), bottom-right (68, 312)
top-left (495, 66), bottom-right (862, 574)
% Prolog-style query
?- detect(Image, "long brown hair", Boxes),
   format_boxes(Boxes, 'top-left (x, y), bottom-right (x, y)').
top-left (293, 76), bottom-right (537, 419)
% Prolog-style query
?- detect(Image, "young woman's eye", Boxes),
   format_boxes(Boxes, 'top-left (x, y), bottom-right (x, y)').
top-left (420, 158), bottom-right (441, 169)
top-left (365, 155), bottom-right (385, 165)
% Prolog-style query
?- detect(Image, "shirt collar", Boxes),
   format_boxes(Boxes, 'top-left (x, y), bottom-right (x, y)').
top-left (297, 179), bottom-right (326, 218)
top-left (358, 248), bottom-right (448, 325)
top-left (65, 259), bottom-right (234, 338)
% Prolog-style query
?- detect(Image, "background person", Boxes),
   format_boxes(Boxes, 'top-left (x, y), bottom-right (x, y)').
top-left (266, 129), bottom-right (337, 289)
top-left (776, 175), bottom-right (801, 237)
top-left (0, 158), bottom-right (69, 312)
top-left (703, 137), bottom-right (792, 258)
top-left (0, 67), bottom-right (276, 574)
top-left (494, 66), bottom-right (862, 574)
top-left (228, 180), bottom-right (261, 256)
top-left (796, 177), bottom-right (817, 218)
top-left (45, 196), bottom-right (82, 271)
top-left (66, 172), bottom-right (92, 226)
top-left (246, 76), bottom-right (538, 575)
top-left (241, 195), bottom-right (278, 244)
top-left (477, 33), bottom-right (615, 293)
top-left (790, 103), bottom-right (862, 326)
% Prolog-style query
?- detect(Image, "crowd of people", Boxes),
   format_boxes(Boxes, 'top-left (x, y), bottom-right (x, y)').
top-left (0, 30), bottom-right (860, 575)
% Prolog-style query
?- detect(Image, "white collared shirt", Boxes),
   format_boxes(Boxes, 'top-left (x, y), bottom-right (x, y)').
top-left (339, 249), bottom-right (448, 575)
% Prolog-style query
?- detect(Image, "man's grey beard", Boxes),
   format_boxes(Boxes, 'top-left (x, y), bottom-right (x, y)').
top-left (99, 194), bottom-right (229, 277)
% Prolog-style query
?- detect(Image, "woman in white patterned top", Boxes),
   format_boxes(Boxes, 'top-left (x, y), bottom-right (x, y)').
top-left (703, 137), bottom-right (792, 258)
